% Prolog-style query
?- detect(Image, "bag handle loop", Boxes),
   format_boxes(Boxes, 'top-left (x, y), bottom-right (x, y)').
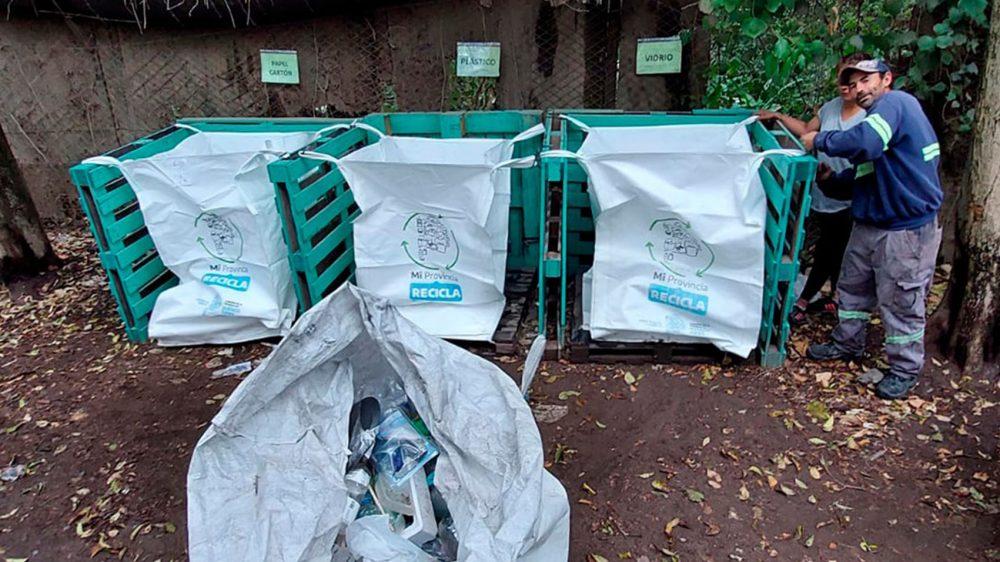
top-left (312, 120), bottom-right (387, 141)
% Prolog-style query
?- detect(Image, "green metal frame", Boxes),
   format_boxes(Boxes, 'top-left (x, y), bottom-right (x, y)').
top-left (71, 110), bottom-right (811, 364)
top-left (268, 111), bottom-right (544, 312)
top-left (68, 118), bottom-right (349, 342)
top-left (538, 109), bottom-right (816, 366)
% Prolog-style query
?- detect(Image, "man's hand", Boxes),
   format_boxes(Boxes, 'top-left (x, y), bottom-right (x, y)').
top-left (800, 131), bottom-right (818, 151)
top-left (756, 109), bottom-right (781, 122)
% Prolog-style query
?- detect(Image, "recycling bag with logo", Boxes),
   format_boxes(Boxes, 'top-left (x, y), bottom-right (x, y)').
top-left (84, 128), bottom-right (317, 345)
top-left (302, 123), bottom-right (543, 341)
top-left (546, 117), bottom-right (799, 357)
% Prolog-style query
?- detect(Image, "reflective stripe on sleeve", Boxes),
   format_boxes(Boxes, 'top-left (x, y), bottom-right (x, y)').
top-left (864, 114), bottom-right (893, 151)
top-left (922, 142), bottom-right (940, 161)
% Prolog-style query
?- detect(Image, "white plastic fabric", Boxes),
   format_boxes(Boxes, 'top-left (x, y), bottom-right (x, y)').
top-left (302, 124), bottom-right (543, 341)
top-left (186, 284), bottom-right (570, 562)
top-left (550, 117), bottom-right (799, 357)
top-left (84, 129), bottom-right (314, 345)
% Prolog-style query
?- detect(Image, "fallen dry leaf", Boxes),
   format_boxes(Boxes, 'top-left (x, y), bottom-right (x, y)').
top-left (686, 488), bottom-right (705, 503)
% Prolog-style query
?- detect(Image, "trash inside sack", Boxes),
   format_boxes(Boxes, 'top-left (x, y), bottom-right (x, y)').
top-left (339, 397), bottom-right (451, 559)
top-left (373, 408), bottom-right (438, 486)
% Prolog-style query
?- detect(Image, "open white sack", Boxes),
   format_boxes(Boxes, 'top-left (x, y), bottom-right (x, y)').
top-left (302, 124), bottom-right (542, 341)
top-left (84, 129), bottom-right (314, 345)
top-left (186, 284), bottom-right (570, 562)
top-left (551, 118), bottom-right (798, 357)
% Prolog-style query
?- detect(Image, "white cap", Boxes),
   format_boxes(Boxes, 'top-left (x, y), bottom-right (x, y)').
top-left (345, 468), bottom-right (371, 489)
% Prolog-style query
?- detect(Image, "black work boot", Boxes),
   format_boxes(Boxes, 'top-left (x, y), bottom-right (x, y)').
top-left (875, 374), bottom-right (918, 400)
top-left (806, 342), bottom-right (862, 362)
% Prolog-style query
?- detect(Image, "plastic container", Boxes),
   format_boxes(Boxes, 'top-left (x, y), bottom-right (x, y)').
top-left (375, 467), bottom-right (437, 546)
top-left (373, 409), bottom-right (439, 487)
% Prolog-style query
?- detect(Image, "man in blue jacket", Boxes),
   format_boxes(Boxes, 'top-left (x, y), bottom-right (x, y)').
top-left (800, 59), bottom-right (943, 399)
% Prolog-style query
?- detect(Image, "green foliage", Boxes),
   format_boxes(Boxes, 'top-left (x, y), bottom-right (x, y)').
top-left (445, 59), bottom-right (498, 111)
top-left (703, 0), bottom-right (989, 140)
top-left (903, 0), bottom-right (987, 133)
top-left (380, 82), bottom-right (399, 113)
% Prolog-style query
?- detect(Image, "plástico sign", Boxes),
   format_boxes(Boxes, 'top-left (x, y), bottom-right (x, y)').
top-left (456, 42), bottom-right (501, 77)
top-left (260, 50), bottom-right (300, 84)
top-left (636, 37), bottom-right (682, 75)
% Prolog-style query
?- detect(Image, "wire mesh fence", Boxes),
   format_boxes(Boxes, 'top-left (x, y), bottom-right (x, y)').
top-left (0, 0), bottom-right (709, 218)
top-left (444, 0), bottom-right (709, 112)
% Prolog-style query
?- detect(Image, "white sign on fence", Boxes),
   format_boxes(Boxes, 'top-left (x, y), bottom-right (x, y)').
top-left (260, 50), bottom-right (300, 84)
top-left (456, 42), bottom-right (501, 77)
top-left (636, 37), bottom-right (682, 75)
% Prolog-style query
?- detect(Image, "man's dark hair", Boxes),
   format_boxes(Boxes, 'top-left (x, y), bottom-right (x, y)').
top-left (839, 52), bottom-right (872, 66)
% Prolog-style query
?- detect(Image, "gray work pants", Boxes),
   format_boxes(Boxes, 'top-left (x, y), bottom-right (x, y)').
top-left (832, 219), bottom-right (942, 379)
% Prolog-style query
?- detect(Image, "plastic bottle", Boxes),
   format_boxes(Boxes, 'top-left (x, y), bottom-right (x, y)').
top-left (342, 467), bottom-right (372, 522)
top-left (356, 491), bottom-right (381, 518)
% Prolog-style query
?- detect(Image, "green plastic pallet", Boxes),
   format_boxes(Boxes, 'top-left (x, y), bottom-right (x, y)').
top-left (69, 118), bottom-right (351, 342)
top-left (268, 111), bottom-right (544, 312)
top-left (539, 109), bottom-right (816, 366)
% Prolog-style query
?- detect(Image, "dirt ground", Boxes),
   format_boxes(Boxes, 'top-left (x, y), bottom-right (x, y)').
top-left (1, 227), bottom-right (997, 561)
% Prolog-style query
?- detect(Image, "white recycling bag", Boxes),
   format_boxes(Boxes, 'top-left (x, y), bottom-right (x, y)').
top-left (301, 123), bottom-right (543, 341)
top-left (187, 284), bottom-right (570, 562)
top-left (84, 128), bottom-right (317, 345)
top-left (546, 117), bottom-right (799, 357)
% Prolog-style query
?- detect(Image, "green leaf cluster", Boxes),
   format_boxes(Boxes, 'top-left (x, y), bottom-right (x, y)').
top-left (703, 0), bottom-right (988, 138)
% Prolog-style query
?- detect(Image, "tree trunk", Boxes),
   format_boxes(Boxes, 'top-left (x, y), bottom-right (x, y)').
top-left (929, 3), bottom-right (1000, 375)
top-left (0, 122), bottom-right (56, 282)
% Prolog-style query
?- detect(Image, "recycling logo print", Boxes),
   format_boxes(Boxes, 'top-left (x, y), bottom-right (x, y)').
top-left (401, 212), bottom-right (461, 271)
top-left (195, 212), bottom-right (244, 263)
top-left (644, 216), bottom-right (715, 277)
